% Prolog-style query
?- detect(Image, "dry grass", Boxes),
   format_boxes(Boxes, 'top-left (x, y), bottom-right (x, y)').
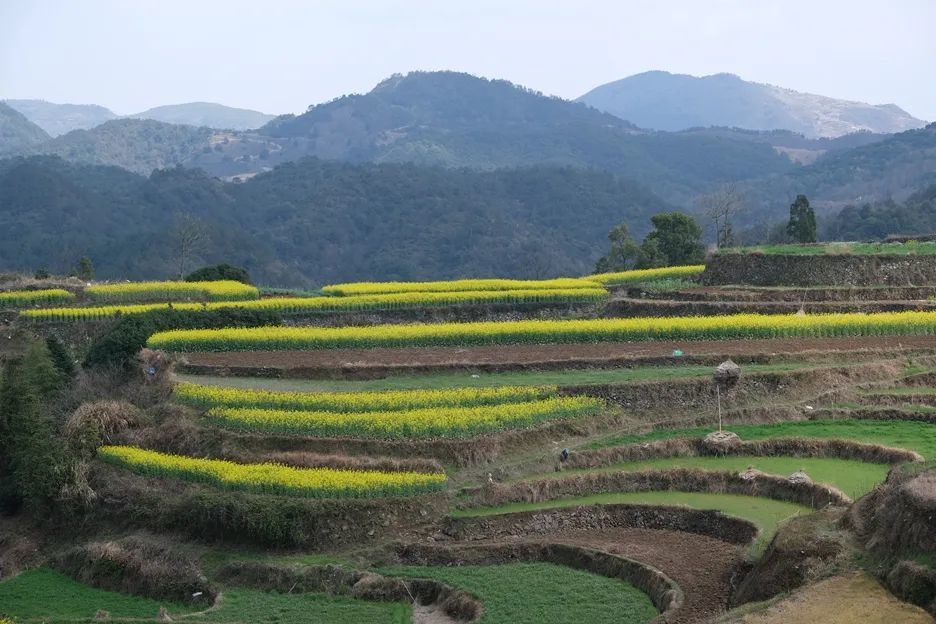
top-left (721, 572), bottom-right (934, 623)
top-left (65, 400), bottom-right (141, 444)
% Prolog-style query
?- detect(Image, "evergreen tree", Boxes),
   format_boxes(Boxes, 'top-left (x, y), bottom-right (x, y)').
top-left (786, 194), bottom-right (817, 243)
top-left (0, 341), bottom-right (67, 512)
top-left (46, 334), bottom-right (76, 379)
top-left (639, 212), bottom-right (705, 266)
top-left (75, 256), bottom-right (95, 281)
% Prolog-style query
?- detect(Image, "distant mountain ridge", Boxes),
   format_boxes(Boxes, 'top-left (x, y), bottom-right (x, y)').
top-left (127, 102), bottom-right (276, 130)
top-left (0, 102), bottom-right (50, 157)
top-left (4, 99), bottom-right (116, 137)
top-left (11, 72), bottom-right (798, 201)
top-left (578, 71), bottom-right (926, 138)
top-left (3, 99), bottom-right (275, 134)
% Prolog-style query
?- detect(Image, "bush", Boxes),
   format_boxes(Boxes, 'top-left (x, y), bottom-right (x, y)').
top-left (185, 264), bottom-right (252, 284)
top-left (0, 341), bottom-right (68, 513)
top-left (83, 307), bottom-right (282, 370)
top-left (45, 335), bottom-right (76, 378)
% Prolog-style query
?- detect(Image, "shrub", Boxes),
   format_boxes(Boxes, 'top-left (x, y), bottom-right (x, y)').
top-left (84, 307), bottom-right (282, 370)
top-left (185, 264), bottom-right (252, 284)
top-left (65, 400), bottom-right (141, 449)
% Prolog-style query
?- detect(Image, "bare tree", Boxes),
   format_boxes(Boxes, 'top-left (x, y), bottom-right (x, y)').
top-left (697, 183), bottom-right (746, 248)
top-left (167, 213), bottom-right (210, 279)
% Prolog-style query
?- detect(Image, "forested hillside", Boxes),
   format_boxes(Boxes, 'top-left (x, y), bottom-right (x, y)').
top-left (0, 102), bottom-right (50, 157)
top-left (0, 156), bottom-right (673, 284)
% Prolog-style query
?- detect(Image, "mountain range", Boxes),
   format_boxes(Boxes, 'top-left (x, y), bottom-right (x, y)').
top-left (2, 70), bottom-right (935, 282)
top-left (3, 99), bottom-right (275, 135)
top-left (578, 71), bottom-right (926, 138)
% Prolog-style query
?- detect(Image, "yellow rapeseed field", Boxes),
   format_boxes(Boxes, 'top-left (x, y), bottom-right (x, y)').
top-left (0, 288), bottom-right (74, 308)
top-left (174, 382), bottom-right (556, 412)
top-left (204, 396), bottom-right (603, 438)
top-left (22, 287), bottom-right (607, 322)
top-left (85, 280), bottom-right (259, 303)
top-left (321, 277), bottom-right (602, 296)
top-left (97, 445), bottom-right (446, 498)
top-left (147, 310), bottom-right (936, 352)
top-left (590, 265), bottom-right (705, 286)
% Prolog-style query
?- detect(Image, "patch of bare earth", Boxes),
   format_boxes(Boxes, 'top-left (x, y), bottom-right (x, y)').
top-left (723, 572), bottom-right (934, 624)
top-left (452, 527), bottom-right (744, 624)
top-left (181, 336), bottom-right (936, 375)
top-left (412, 603), bottom-right (460, 624)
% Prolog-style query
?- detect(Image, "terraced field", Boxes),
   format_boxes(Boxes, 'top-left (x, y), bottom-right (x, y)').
top-left (4, 266), bottom-right (936, 624)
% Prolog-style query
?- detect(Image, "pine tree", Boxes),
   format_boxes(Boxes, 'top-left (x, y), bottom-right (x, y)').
top-left (786, 195), bottom-right (817, 243)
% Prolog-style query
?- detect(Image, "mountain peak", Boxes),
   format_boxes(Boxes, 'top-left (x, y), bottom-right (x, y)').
top-left (578, 71), bottom-right (926, 138)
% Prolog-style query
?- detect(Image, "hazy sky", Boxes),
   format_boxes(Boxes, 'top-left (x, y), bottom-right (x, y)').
top-left (2, 0), bottom-right (934, 120)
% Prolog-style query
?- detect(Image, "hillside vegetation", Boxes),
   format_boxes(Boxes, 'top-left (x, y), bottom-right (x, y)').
top-left (0, 156), bottom-right (672, 284)
top-left (0, 102), bottom-right (50, 157)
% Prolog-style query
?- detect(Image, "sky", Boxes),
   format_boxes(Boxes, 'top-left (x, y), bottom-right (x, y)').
top-left (1, 0), bottom-right (934, 120)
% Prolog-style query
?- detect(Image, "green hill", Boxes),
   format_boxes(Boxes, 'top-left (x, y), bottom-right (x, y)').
top-left (0, 155), bottom-right (673, 285)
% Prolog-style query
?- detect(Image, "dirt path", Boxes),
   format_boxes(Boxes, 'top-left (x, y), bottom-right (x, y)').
top-left (180, 335), bottom-right (936, 377)
top-left (453, 528), bottom-right (745, 624)
top-left (412, 603), bottom-right (460, 624)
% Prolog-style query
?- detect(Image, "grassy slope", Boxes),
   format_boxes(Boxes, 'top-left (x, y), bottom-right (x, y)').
top-left (0, 568), bottom-right (409, 624)
top-left (379, 562), bottom-right (657, 624)
top-left (718, 241), bottom-right (936, 256)
top-left (588, 420), bottom-right (936, 459)
top-left (176, 362), bottom-right (817, 393)
top-left (0, 569), bottom-right (193, 621)
top-left (528, 456), bottom-right (889, 499)
top-left (453, 491), bottom-right (808, 553)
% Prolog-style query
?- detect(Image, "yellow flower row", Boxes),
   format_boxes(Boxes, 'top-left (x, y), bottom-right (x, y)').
top-left (321, 277), bottom-right (602, 296)
top-left (147, 310), bottom-right (936, 352)
top-left (21, 288), bottom-right (608, 322)
top-left (85, 280), bottom-right (259, 302)
top-left (175, 382), bottom-right (556, 412)
top-left (205, 396), bottom-right (603, 439)
top-left (97, 445), bottom-right (446, 498)
top-left (0, 288), bottom-right (74, 308)
top-left (590, 265), bottom-right (705, 286)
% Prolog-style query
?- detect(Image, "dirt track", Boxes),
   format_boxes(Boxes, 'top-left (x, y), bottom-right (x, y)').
top-left (180, 335), bottom-right (936, 376)
top-left (465, 528), bottom-right (745, 624)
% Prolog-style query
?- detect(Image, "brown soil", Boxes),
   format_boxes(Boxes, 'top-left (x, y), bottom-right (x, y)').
top-left (179, 336), bottom-right (936, 377)
top-left (461, 528), bottom-right (745, 624)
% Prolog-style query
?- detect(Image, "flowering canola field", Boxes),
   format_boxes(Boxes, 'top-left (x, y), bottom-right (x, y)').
top-left (590, 265), bottom-right (705, 286)
top-left (0, 288), bottom-right (74, 308)
top-left (204, 396), bottom-right (602, 439)
top-left (175, 382), bottom-right (556, 412)
top-left (321, 278), bottom-right (601, 296)
top-left (85, 280), bottom-right (259, 303)
top-left (147, 310), bottom-right (936, 352)
top-left (98, 445), bottom-right (446, 498)
top-left (22, 288), bottom-right (607, 322)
